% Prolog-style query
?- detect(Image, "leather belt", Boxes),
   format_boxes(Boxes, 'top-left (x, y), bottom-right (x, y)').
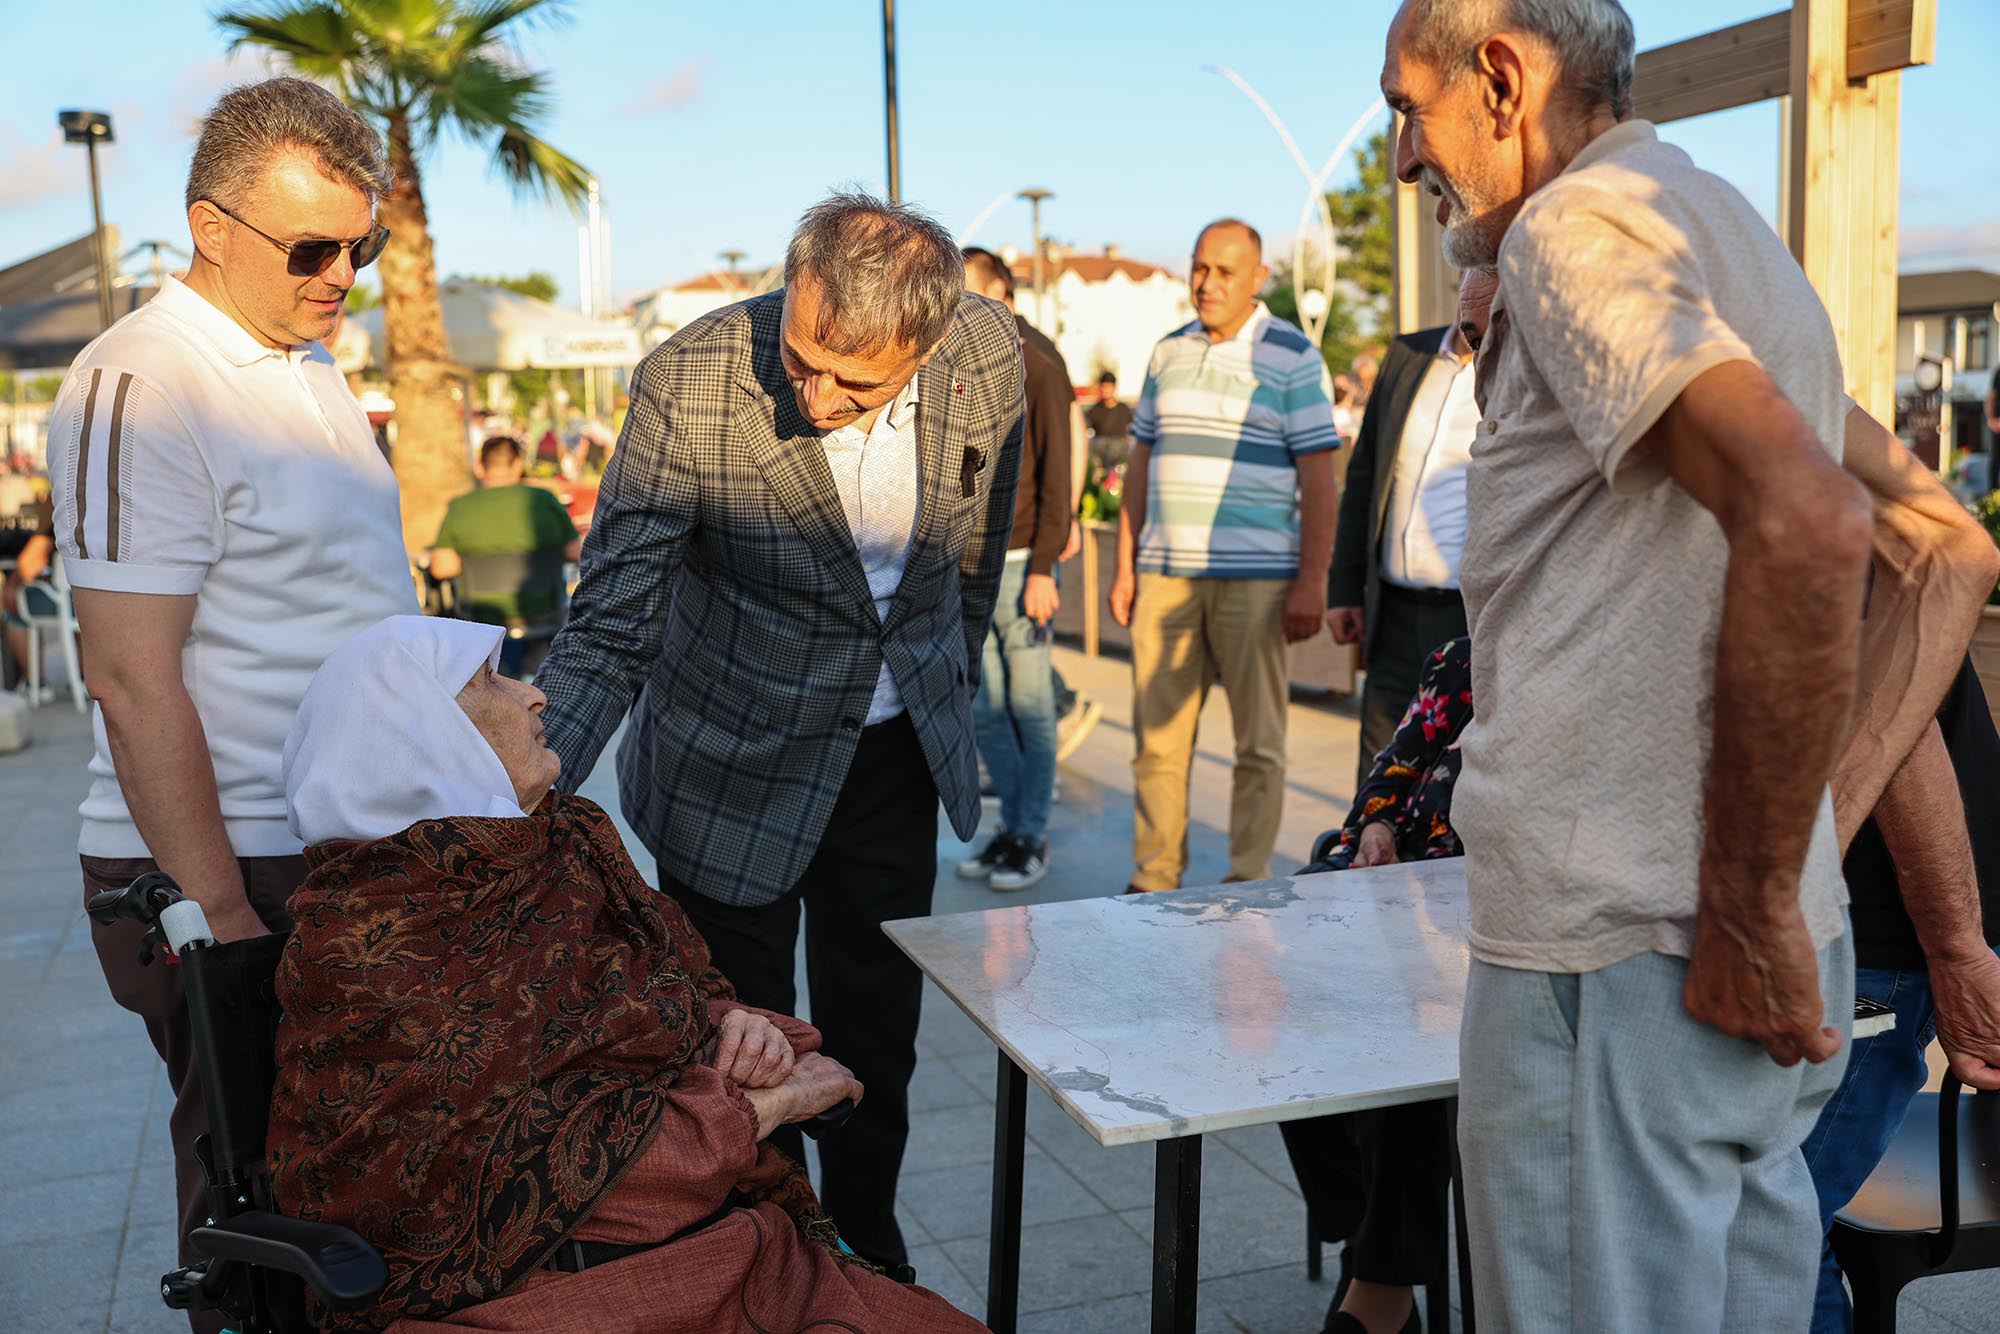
top-left (543, 1193), bottom-right (742, 1274)
top-left (1380, 582), bottom-right (1462, 609)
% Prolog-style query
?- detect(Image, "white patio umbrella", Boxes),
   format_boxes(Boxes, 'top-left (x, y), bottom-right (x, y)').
top-left (357, 278), bottom-right (642, 372)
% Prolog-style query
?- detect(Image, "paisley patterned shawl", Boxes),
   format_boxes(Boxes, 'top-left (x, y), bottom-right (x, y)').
top-left (266, 794), bottom-right (834, 1331)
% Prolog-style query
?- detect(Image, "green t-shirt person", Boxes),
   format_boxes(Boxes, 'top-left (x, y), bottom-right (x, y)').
top-left (430, 439), bottom-right (580, 624)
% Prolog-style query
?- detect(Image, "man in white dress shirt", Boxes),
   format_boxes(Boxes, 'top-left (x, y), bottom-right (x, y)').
top-left (1327, 323), bottom-right (1480, 784)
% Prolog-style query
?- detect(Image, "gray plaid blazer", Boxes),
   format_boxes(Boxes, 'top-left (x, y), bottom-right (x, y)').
top-left (535, 290), bottom-right (1026, 907)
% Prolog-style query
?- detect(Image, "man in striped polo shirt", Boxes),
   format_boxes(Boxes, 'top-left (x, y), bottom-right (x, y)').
top-left (1111, 218), bottom-right (1340, 892)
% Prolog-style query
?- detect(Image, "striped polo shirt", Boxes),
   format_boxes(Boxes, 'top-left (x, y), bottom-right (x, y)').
top-left (1130, 302), bottom-right (1339, 578)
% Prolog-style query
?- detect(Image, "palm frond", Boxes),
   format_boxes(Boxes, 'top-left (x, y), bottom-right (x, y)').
top-left (490, 126), bottom-right (593, 214)
top-left (216, 2), bottom-right (362, 69)
top-left (450, 0), bottom-right (567, 56)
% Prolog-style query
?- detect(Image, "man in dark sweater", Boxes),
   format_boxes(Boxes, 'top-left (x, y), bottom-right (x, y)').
top-left (1803, 659), bottom-right (2000, 1332)
top-left (958, 246), bottom-right (1072, 890)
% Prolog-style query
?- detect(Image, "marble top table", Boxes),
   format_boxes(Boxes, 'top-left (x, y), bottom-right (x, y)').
top-left (884, 860), bottom-right (1474, 1333)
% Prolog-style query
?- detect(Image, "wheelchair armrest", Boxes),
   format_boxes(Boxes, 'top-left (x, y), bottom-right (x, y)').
top-left (191, 1210), bottom-right (388, 1310)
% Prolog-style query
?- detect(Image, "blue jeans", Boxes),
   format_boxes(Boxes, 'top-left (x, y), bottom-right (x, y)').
top-left (973, 558), bottom-right (1056, 841)
top-left (1801, 964), bottom-right (1944, 1333)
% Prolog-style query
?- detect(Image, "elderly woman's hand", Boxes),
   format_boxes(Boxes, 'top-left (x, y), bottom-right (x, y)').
top-left (742, 1052), bottom-right (866, 1140)
top-left (1352, 822), bottom-right (1400, 868)
top-left (711, 1009), bottom-right (795, 1089)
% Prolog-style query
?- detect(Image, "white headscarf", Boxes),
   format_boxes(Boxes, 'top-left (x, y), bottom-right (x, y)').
top-left (284, 615), bottom-right (528, 846)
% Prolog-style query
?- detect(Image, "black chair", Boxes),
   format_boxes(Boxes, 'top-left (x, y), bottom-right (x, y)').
top-left (453, 547), bottom-right (569, 675)
top-left (87, 873), bottom-right (387, 1333)
top-left (1830, 1074), bottom-right (2000, 1331)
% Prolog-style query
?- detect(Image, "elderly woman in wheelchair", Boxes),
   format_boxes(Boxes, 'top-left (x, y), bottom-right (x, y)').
top-left (260, 615), bottom-right (986, 1334)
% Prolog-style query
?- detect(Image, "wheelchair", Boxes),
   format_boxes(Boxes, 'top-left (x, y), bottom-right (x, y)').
top-left (87, 873), bottom-right (387, 1333)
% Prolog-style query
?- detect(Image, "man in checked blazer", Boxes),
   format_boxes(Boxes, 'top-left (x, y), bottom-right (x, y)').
top-left (534, 193), bottom-right (1025, 1269)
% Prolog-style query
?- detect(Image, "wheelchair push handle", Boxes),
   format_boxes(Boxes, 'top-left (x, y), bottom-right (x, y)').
top-left (87, 871), bottom-right (215, 959)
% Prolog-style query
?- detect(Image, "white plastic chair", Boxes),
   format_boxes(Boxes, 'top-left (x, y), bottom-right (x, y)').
top-left (18, 554), bottom-right (85, 712)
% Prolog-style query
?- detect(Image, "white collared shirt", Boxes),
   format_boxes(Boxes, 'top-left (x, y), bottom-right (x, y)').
top-left (1379, 327), bottom-right (1481, 589)
top-left (819, 373), bottom-right (921, 724)
top-left (49, 275), bottom-right (417, 857)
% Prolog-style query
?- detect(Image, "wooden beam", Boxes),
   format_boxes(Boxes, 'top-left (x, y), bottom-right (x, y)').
top-left (1787, 0), bottom-right (1902, 424)
top-left (1390, 115), bottom-right (1460, 335)
top-left (1630, 0), bottom-right (1934, 124)
top-left (1847, 0), bottom-right (1936, 81)
top-left (1632, 11), bottom-right (1791, 126)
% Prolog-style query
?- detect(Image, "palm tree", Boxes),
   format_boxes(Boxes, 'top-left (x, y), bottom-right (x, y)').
top-left (216, 0), bottom-right (592, 554)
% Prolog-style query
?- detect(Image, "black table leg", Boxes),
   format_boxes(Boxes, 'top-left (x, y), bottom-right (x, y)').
top-left (987, 1052), bottom-right (1027, 1334)
top-left (1447, 1097), bottom-right (1476, 1334)
top-left (1152, 1135), bottom-right (1202, 1334)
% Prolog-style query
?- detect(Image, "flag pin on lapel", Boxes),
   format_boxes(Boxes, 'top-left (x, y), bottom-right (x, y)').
top-left (953, 381), bottom-right (964, 394)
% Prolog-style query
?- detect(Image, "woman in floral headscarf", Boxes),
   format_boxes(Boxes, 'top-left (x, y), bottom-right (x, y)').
top-left (268, 615), bottom-right (985, 1334)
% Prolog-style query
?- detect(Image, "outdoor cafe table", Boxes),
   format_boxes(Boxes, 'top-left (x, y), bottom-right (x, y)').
top-left (884, 859), bottom-right (1474, 1334)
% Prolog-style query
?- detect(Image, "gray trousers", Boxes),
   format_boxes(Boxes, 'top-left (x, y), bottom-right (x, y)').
top-left (1458, 930), bottom-right (1854, 1332)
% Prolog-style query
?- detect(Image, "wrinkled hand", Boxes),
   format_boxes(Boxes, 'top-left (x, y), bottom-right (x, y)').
top-left (1685, 882), bottom-right (1842, 1066)
top-left (1932, 949), bottom-right (2000, 1091)
top-left (711, 1009), bottom-right (795, 1089)
top-left (1325, 605), bottom-right (1364, 646)
top-left (1023, 572), bottom-right (1059, 625)
top-left (1283, 578), bottom-right (1326, 643)
top-left (1109, 568), bottom-right (1137, 628)
top-left (1060, 520), bottom-right (1083, 563)
top-left (741, 1052), bottom-right (866, 1141)
top-left (1351, 822), bottom-right (1399, 868)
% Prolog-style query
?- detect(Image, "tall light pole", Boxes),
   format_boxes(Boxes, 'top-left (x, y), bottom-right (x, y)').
top-left (59, 109), bottom-right (116, 333)
top-left (881, 0), bottom-right (901, 200)
top-left (1017, 187), bottom-right (1051, 328)
top-left (720, 248), bottom-right (746, 287)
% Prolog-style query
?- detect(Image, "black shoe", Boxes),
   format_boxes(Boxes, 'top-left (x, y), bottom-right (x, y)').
top-left (956, 831), bottom-right (1016, 880)
top-left (990, 837), bottom-right (1049, 891)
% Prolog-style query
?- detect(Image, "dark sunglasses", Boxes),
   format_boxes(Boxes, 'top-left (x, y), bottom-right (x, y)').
top-left (206, 200), bottom-right (391, 277)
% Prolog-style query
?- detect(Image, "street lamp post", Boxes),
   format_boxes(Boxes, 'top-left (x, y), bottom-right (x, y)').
top-left (881, 0), bottom-right (901, 201)
top-left (1017, 188), bottom-right (1052, 328)
top-left (720, 249), bottom-right (746, 287)
top-left (58, 109), bottom-right (116, 333)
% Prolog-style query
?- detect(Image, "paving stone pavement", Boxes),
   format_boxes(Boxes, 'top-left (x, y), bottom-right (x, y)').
top-left (3, 646), bottom-right (1995, 1331)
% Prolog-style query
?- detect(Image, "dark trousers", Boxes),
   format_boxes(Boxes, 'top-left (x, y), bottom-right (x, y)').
top-left (661, 713), bottom-right (939, 1268)
top-left (1357, 583), bottom-right (1468, 789)
top-left (1279, 1099), bottom-right (1454, 1287)
top-left (81, 852), bottom-right (303, 1334)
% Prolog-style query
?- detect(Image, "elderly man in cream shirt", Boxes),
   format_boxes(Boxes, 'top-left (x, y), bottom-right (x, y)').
top-left (1379, 2), bottom-right (2000, 1331)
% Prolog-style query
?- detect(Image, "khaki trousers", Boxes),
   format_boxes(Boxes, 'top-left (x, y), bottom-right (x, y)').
top-left (1129, 572), bottom-right (1289, 890)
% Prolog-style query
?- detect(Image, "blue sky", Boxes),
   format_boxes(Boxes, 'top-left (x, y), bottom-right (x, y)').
top-left (3, 0), bottom-right (1996, 306)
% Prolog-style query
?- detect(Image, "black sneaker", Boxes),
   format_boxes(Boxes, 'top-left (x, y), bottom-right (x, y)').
top-left (956, 831), bottom-right (1016, 879)
top-left (990, 837), bottom-right (1049, 892)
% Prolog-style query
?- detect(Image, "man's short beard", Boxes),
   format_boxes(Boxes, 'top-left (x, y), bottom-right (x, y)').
top-left (1442, 215), bottom-right (1502, 272)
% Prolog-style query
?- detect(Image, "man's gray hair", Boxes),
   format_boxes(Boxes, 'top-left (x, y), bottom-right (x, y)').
top-left (1407, 0), bottom-right (1636, 118)
top-left (186, 77), bottom-right (393, 211)
top-left (784, 191), bottom-right (963, 355)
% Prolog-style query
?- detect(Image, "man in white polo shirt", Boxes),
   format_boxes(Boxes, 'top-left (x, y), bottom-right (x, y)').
top-left (47, 77), bottom-right (414, 1333)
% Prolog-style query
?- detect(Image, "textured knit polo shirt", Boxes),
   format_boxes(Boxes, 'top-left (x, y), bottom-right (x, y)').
top-left (1130, 302), bottom-right (1340, 578)
top-left (48, 276), bottom-right (417, 858)
top-left (1455, 120), bottom-right (1849, 973)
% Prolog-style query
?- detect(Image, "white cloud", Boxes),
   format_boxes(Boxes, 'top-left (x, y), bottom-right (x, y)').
top-left (617, 58), bottom-right (709, 116)
top-left (0, 128), bottom-right (70, 214)
top-left (1901, 218), bottom-right (2000, 264)
top-left (166, 48), bottom-right (291, 141)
